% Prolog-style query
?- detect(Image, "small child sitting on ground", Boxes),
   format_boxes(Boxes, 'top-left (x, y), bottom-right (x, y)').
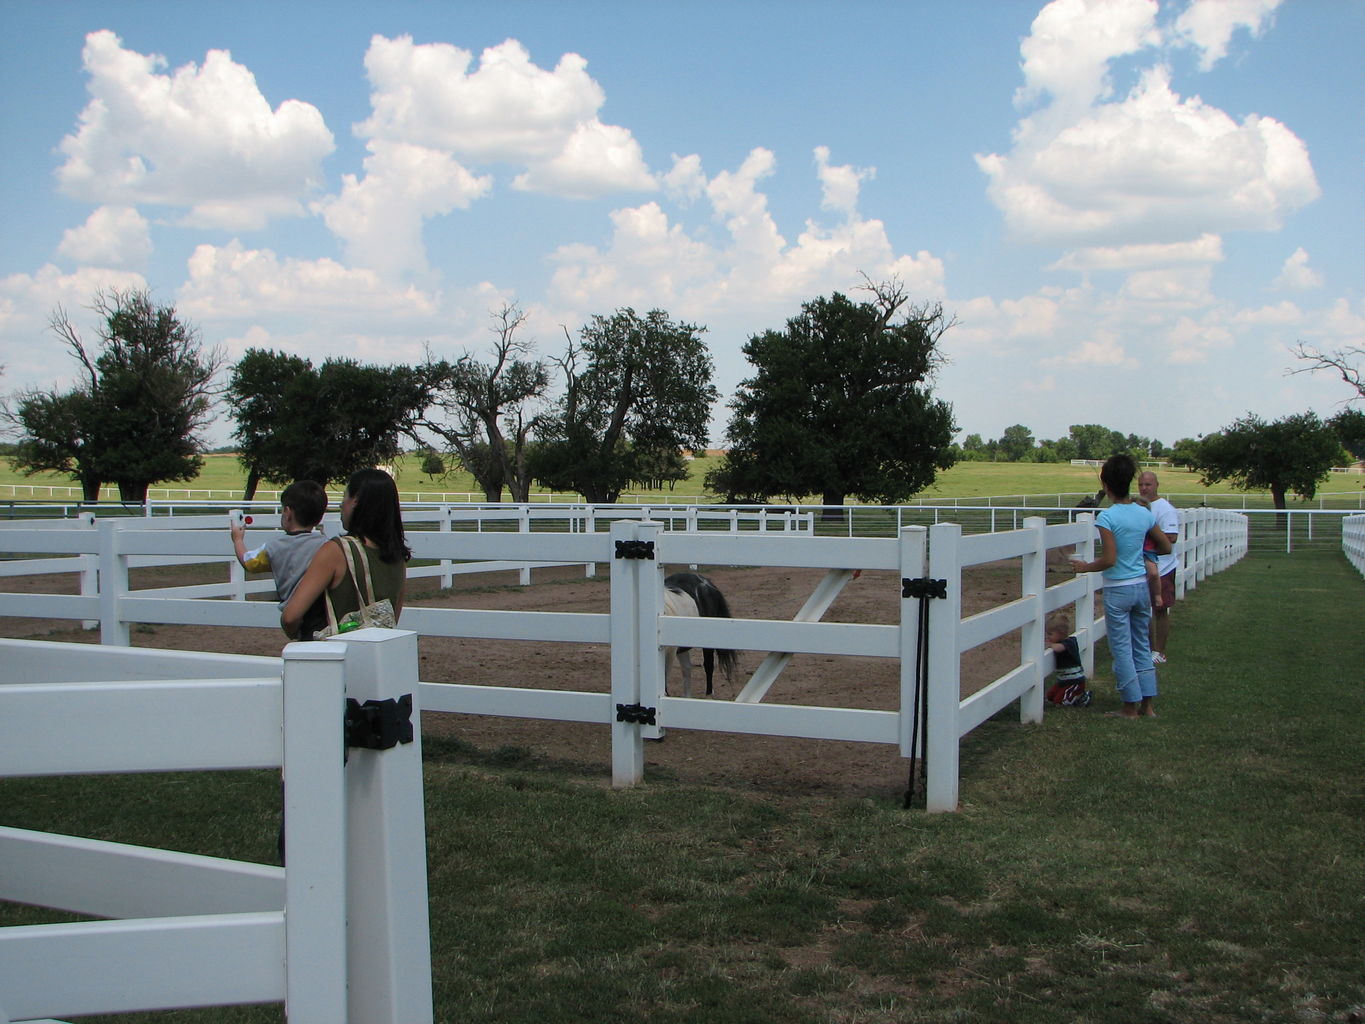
top-left (1044, 612), bottom-right (1092, 707)
top-left (229, 480), bottom-right (328, 613)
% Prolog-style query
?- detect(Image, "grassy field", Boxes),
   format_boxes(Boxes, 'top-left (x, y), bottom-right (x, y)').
top-left (2, 451), bottom-right (1363, 508)
top-left (2, 545), bottom-right (1362, 1022)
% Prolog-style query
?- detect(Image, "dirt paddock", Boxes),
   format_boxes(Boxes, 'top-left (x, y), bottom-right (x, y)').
top-left (1, 559), bottom-right (1068, 801)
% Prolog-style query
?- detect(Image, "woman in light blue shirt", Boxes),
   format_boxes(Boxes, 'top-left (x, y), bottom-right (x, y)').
top-left (1073, 454), bottom-right (1173, 718)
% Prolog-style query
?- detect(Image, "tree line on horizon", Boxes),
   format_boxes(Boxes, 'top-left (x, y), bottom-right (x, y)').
top-left (4, 285), bottom-right (1362, 511)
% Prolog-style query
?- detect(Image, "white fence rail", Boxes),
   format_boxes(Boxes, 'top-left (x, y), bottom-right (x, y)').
top-left (0, 631), bottom-right (431, 1024)
top-left (0, 507), bottom-right (1248, 811)
top-left (1345, 515), bottom-right (1365, 578)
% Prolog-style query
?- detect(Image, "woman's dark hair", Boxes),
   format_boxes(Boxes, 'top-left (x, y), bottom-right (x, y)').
top-left (345, 468), bottom-right (410, 563)
top-left (1100, 454), bottom-right (1137, 500)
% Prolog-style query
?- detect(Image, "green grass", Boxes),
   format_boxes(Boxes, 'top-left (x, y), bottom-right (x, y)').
top-left (3, 547), bottom-right (1363, 1022)
top-left (2, 451), bottom-right (1362, 508)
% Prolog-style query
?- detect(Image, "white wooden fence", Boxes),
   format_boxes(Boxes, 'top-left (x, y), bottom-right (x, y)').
top-left (1345, 514), bottom-right (1365, 578)
top-left (0, 507), bottom-right (1248, 811)
top-left (0, 630), bottom-right (431, 1024)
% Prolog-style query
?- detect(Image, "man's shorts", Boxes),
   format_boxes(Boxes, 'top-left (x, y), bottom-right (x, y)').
top-left (1157, 569), bottom-right (1176, 609)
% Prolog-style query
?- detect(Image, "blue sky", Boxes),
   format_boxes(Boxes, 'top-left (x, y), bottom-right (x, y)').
top-left (1, 0), bottom-right (1361, 452)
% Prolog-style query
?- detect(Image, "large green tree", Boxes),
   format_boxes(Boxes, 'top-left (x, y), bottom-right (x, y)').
top-left (227, 350), bottom-right (432, 498)
top-left (530, 308), bottom-right (717, 504)
top-left (707, 282), bottom-right (956, 506)
top-left (997, 424), bottom-right (1036, 462)
top-left (418, 302), bottom-right (550, 502)
top-left (1067, 424), bottom-right (1128, 461)
top-left (1330, 408), bottom-right (1365, 462)
top-left (5, 289), bottom-right (220, 501)
top-left (1191, 411), bottom-right (1347, 509)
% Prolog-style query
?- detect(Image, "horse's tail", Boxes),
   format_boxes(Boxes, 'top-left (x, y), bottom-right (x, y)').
top-left (693, 579), bottom-right (732, 621)
top-left (714, 646), bottom-right (737, 684)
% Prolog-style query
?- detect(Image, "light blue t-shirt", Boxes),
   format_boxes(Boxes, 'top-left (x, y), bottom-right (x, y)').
top-left (1096, 501), bottom-right (1156, 584)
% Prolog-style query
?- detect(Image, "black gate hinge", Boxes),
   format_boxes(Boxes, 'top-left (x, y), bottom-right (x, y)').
top-left (614, 539), bottom-right (656, 560)
top-left (345, 695), bottom-right (415, 750)
top-left (902, 577), bottom-right (948, 600)
top-left (615, 702), bottom-right (657, 725)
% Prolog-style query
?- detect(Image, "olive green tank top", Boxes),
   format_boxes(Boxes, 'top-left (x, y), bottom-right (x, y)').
top-left (324, 537), bottom-right (406, 622)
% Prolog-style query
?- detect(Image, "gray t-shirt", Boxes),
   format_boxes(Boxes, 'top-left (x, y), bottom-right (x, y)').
top-left (241, 530), bottom-right (328, 608)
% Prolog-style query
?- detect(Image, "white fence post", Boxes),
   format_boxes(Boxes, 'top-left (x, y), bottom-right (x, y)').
top-left (79, 512), bottom-right (99, 630)
top-left (1020, 516), bottom-right (1047, 725)
top-left (1075, 511), bottom-right (1098, 678)
top-left (640, 544), bottom-right (667, 742)
top-left (1191, 508), bottom-right (1208, 590)
top-left (97, 518), bottom-right (130, 646)
top-left (334, 629), bottom-right (434, 1024)
top-left (925, 522), bottom-right (963, 813)
top-left (438, 505), bottom-right (454, 589)
top-left (608, 520), bottom-right (660, 787)
top-left (519, 507), bottom-right (533, 586)
top-left (281, 640), bottom-right (348, 1023)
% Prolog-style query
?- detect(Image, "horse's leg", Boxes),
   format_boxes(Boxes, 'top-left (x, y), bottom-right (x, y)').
top-left (703, 648), bottom-right (715, 696)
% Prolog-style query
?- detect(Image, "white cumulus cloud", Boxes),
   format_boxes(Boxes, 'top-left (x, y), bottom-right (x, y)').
top-left (1051, 233), bottom-right (1224, 272)
top-left (57, 205), bottom-right (153, 268)
top-left (0, 264), bottom-right (149, 385)
top-left (56, 30), bottom-right (334, 231)
top-left (314, 141), bottom-right (493, 279)
top-left (814, 146), bottom-right (875, 218)
top-left (178, 240), bottom-right (440, 321)
top-left (980, 65), bottom-right (1319, 247)
top-left (1273, 247), bottom-right (1323, 291)
top-left (1173, 0), bottom-right (1282, 70)
top-left (512, 120), bottom-right (656, 198)
top-left (979, 0), bottom-right (1318, 251)
top-left (356, 35), bottom-right (654, 198)
top-left (1015, 0), bottom-right (1161, 111)
top-left (548, 147), bottom-right (944, 327)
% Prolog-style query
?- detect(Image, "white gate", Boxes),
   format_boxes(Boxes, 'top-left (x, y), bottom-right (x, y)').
top-left (0, 630), bottom-right (431, 1023)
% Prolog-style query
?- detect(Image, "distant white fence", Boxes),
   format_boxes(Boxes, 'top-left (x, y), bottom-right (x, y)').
top-left (0, 508), bottom-right (1247, 811)
top-left (0, 630), bottom-right (432, 1023)
top-left (1345, 515), bottom-right (1365, 578)
top-left (0, 503), bottom-right (813, 626)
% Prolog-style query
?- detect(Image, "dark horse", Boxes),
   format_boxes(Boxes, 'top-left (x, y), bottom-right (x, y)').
top-left (663, 571), bottom-right (738, 696)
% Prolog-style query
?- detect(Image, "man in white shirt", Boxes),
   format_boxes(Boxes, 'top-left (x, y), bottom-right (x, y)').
top-left (1139, 471), bottom-right (1179, 663)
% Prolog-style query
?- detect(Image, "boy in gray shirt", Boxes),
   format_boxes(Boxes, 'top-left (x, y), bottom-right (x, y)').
top-left (230, 480), bottom-right (328, 609)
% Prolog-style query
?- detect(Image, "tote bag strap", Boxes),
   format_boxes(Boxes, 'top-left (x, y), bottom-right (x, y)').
top-left (323, 536), bottom-right (373, 634)
top-left (341, 536), bottom-right (378, 605)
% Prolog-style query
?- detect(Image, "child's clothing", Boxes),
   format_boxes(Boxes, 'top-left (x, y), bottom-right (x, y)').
top-left (1046, 635), bottom-right (1093, 707)
top-left (241, 530), bottom-right (327, 608)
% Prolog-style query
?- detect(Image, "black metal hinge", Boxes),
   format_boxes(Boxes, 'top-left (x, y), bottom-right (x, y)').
top-left (615, 702), bottom-right (657, 725)
top-left (902, 577), bottom-right (948, 600)
top-left (614, 539), bottom-right (656, 560)
top-left (345, 695), bottom-right (415, 750)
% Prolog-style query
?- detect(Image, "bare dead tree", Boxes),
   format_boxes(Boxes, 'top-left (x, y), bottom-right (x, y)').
top-left (419, 301), bottom-right (550, 502)
top-left (1289, 341), bottom-right (1364, 402)
top-left (856, 272), bottom-right (958, 363)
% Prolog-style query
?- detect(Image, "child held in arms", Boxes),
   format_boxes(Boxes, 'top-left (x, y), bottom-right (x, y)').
top-left (1044, 612), bottom-right (1092, 708)
top-left (1134, 498), bottom-right (1164, 609)
top-left (230, 480), bottom-right (328, 614)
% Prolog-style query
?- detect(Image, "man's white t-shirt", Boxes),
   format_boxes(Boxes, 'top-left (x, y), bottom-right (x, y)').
top-left (1150, 497), bottom-right (1179, 576)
